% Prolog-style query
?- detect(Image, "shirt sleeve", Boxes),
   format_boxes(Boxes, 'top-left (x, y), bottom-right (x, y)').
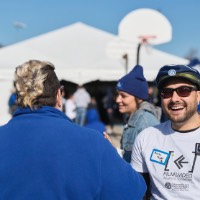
top-left (131, 130), bottom-right (149, 173)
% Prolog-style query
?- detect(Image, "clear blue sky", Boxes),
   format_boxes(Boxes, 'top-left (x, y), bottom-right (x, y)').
top-left (0, 0), bottom-right (199, 59)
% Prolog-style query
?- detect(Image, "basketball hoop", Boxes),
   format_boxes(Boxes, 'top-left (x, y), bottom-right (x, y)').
top-left (136, 35), bottom-right (156, 65)
top-left (138, 35), bottom-right (157, 45)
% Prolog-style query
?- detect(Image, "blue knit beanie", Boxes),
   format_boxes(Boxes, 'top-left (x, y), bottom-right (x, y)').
top-left (116, 65), bottom-right (148, 100)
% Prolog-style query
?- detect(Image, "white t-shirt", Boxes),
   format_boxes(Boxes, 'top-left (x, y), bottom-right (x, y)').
top-left (131, 120), bottom-right (200, 200)
top-left (74, 88), bottom-right (91, 108)
top-left (65, 99), bottom-right (76, 120)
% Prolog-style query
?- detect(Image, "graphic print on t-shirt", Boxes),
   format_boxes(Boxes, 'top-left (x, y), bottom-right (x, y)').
top-left (149, 143), bottom-right (200, 192)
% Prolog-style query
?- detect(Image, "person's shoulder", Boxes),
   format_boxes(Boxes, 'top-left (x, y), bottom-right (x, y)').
top-left (129, 109), bottom-right (156, 124)
top-left (72, 123), bottom-right (105, 140)
top-left (141, 102), bottom-right (162, 119)
top-left (55, 121), bottom-right (109, 153)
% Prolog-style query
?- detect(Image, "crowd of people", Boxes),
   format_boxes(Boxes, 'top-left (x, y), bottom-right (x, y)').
top-left (4, 59), bottom-right (200, 200)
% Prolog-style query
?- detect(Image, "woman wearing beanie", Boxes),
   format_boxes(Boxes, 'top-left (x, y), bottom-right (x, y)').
top-left (116, 65), bottom-right (161, 163)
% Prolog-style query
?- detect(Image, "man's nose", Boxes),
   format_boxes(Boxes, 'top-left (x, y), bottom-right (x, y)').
top-left (171, 90), bottom-right (180, 101)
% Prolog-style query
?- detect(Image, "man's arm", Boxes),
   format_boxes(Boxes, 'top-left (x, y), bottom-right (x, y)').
top-left (140, 173), bottom-right (151, 200)
top-left (130, 130), bottom-right (150, 199)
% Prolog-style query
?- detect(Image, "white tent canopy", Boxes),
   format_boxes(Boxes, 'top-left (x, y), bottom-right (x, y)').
top-left (0, 22), bottom-right (188, 83)
top-left (0, 22), bottom-right (188, 124)
top-left (0, 22), bottom-right (126, 84)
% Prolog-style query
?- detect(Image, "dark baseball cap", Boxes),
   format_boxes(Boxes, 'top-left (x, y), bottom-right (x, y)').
top-left (156, 64), bottom-right (200, 89)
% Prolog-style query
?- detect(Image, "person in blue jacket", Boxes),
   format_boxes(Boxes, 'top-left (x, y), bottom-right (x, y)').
top-left (0, 60), bottom-right (146, 200)
top-left (85, 108), bottom-right (106, 134)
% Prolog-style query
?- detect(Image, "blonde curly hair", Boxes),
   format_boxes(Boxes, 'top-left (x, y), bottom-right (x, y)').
top-left (15, 60), bottom-right (60, 109)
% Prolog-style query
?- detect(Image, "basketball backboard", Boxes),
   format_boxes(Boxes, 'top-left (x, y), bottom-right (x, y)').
top-left (118, 8), bottom-right (172, 45)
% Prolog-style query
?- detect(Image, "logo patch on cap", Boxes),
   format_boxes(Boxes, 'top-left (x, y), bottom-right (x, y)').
top-left (168, 69), bottom-right (176, 76)
top-left (117, 82), bottom-right (122, 88)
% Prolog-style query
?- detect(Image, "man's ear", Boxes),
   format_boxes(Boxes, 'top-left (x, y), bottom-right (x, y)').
top-left (197, 90), bottom-right (200, 101)
top-left (56, 89), bottom-right (62, 110)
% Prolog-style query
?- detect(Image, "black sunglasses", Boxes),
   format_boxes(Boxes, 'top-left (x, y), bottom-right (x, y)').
top-left (160, 86), bottom-right (198, 99)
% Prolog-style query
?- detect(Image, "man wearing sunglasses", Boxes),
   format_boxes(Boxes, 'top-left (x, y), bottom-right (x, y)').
top-left (131, 64), bottom-right (200, 200)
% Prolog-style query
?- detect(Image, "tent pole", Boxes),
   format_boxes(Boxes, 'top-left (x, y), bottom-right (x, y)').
top-left (123, 54), bottom-right (128, 74)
